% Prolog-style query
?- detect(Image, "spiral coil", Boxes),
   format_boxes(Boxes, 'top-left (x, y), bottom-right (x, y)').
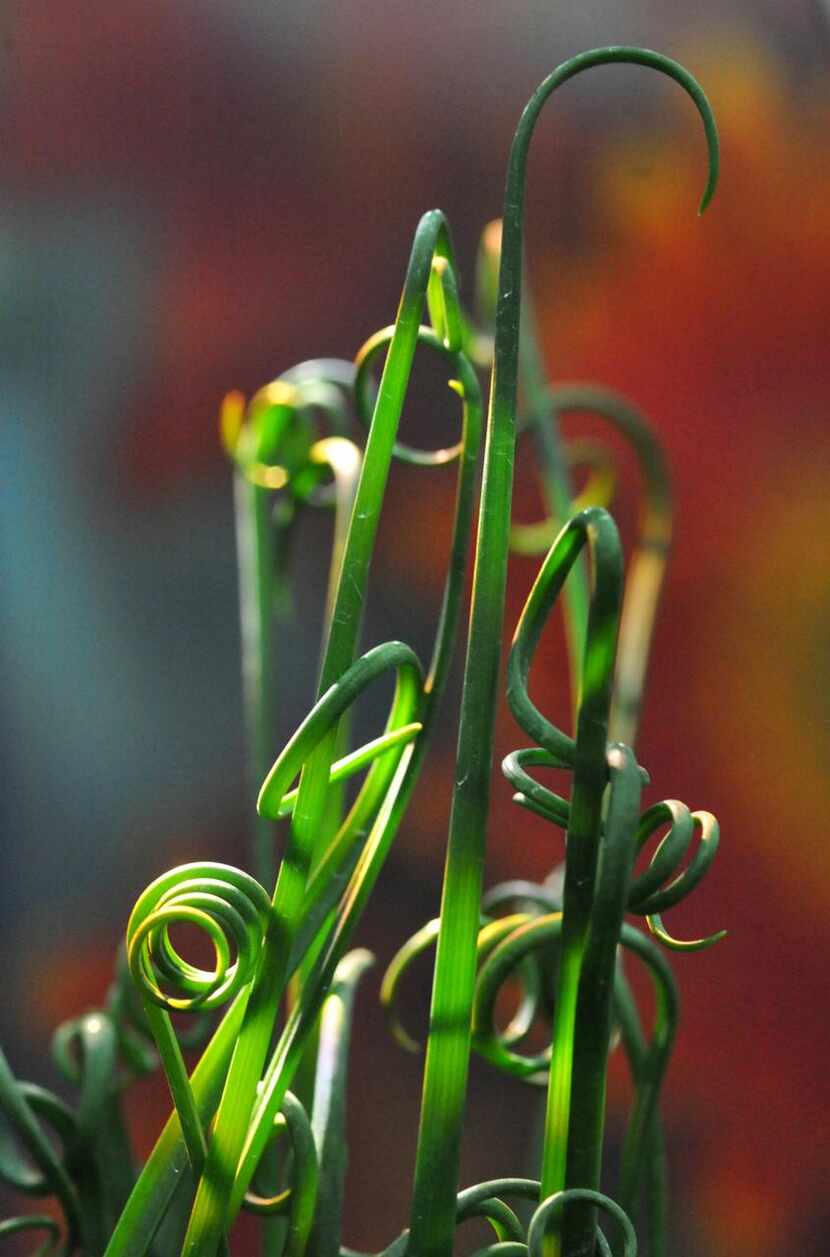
top-left (126, 864), bottom-right (271, 1014)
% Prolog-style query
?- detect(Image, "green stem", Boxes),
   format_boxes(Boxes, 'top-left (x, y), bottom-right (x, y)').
top-left (234, 469), bottom-right (280, 891)
top-left (408, 44), bottom-right (717, 1257)
top-left (558, 746), bottom-right (641, 1257)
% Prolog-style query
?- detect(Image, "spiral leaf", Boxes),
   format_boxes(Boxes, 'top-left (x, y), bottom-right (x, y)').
top-left (127, 864), bottom-right (271, 1015)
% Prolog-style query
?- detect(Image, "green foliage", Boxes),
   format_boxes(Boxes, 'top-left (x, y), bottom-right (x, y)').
top-left (1, 46), bottom-right (725, 1257)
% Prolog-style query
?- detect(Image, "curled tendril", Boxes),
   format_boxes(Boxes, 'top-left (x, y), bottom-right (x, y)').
top-left (0, 1082), bottom-right (77, 1196)
top-left (257, 642), bottom-right (424, 833)
top-left (380, 918), bottom-right (440, 1053)
top-left (127, 863), bottom-right (271, 1013)
top-left (354, 324), bottom-right (467, 467)
top-left (243, 1091), bottom-right (319, 1257)
top-left (0, 1048), bottom-right (81, 1255)
top-left (221, 360), bottom-right (357, 490)
top-left (628, 802), bottom-right (726, 950)
top-left (380, 909), bottom-right (552, 1071)
top-left (0, 1215), bottom-right (64, 1256)
top-left (527, 1189), bottom-right (637, 1257)
top-left (381, 906), bottom-right (555, 1059)
top-left (502, 746), bottom-right (571, 827)
top-left (473, 913), bottom-right (562, 1079)
top-left (123, 864), bottom-right (274, 1192)
top-left (455, 1179), bottom-right (540, 1245)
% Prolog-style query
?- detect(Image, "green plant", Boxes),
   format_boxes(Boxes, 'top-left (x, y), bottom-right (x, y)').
top-left (0, 45), bottom-right (725, 1257)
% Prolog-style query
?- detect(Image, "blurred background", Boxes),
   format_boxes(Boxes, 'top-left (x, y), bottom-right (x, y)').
top-left (3, 2), bottom-right (830, 1254)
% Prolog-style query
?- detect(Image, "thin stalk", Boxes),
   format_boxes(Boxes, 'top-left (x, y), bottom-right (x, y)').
top-left (558, 746), bottom-right (641, 1257)
top-left (233, 466), bottom-right (281, 891)
top-left (474, 219), bottom-right (588, 713)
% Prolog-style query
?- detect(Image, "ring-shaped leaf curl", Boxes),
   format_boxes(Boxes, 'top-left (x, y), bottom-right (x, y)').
top-left (272, 723), bottom-right (423, 821)
top-left (380, 919), bottom-right (440, 1054)
top-left (126, 866), bottom-right (271, 1015)
top-left (124, 866), bottom-right (274, 1182)
top-left (506, 507), bottom-right (624, 764)
top-left (353, 324), bottom-right (478, 468)
top-left (223, 359), bottom-right (357, 490)
top-left (646, 912), bottom-right (727, 952)
top-left (627, 801), bottom-right (695, 909)
top-left (527, 1189), bottom-right (637, 1257)
top-left (257, 641), bottom-right (424, 836)
top-left (242, 1091), bottom-right (319, 1257)
top-left (473, 913), bottom-right (563, 1079)
top-left (335, 1184), bottom-right (541, 1257)
top-left (456, 1198), bottom-right (525, 1245)
top-left (456, 1179), bottom-right (543, 1247)
top-left (381, 914), bottom-right (539, 1056)
top-left (632, 809), bottom-right (720, 914)
top-left (478, 916), bottom-right (552, 1050)
top-left (501, 747), bottom-right (571, 828)
top-left (352, 211), bottom-right (474, 468)
top-left (472, 909), bottom-right (676, 1094)
top-left (629, 808), bottom-right (726, 950)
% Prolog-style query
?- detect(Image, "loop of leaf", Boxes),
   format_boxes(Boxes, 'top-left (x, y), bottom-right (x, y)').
top-left (127, 865), bottom-right (271, 1014)
top-left (527, 1189), bottom-right (637, 1257)
top-left (353, 325), bottom-right (469, 466)
top-left (628, 806), bottom-right (726, 950)
top-left (243, 1089), bottom-right (319, 1257)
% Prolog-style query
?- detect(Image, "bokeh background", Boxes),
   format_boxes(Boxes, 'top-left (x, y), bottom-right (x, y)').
top-left (3, 2), bottom-right (830, 1254)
